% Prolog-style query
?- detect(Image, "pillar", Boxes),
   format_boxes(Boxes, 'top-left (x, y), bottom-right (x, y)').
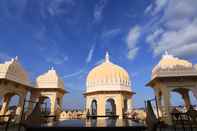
top-left (162, 88), bottom-right (172, 125)
top-left (97, 95), bottom-right (105, 116)
top-left (0, 95), bottom-right (10, 115)
top-left (26, 92), bottom-right (38, 117)
top-left (180, 90), bottom-right (191, 110)
top-left (116, 95), bottom-right (123, 119)
top-left (15, 95), bottom-right (25, 123)
top-left (50, 96), bottom-right (56, 115)
top-left (58, 97), bottom-right (63, 110)
top-left (127, 98), bottom-right (132, 112)
top-left (155, 88), bottom-right (162, 117)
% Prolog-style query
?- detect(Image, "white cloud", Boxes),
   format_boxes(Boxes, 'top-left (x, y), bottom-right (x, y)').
top-left (144, 4), bottom-right (153, 14)
top-left (0, 53), bottom-right (11, 62)
top-left (152, 0), bottom-right (168, 15)
top-left (146, 0), bottom-right (197, 57)
top-left (145, 0), bottom-right (168, 15)
top-left (127, 48), bottom-right (139, 60)
top-left (47, 0), bottom-right (76, 16)
top-left (101, 28), bottom-right (121, 39)
top-left (63, 69), bottom-right (84, 79)
top-left (126, 25), bottom-right (141, 60)
top-left (86, 43), bottom-right (96, 63)
top-left (46, 55), bottom-right (68, 65)
top-left (127, 26), bottom-right (141, 49)
top-left (93, 0), bottom-right (108, 23)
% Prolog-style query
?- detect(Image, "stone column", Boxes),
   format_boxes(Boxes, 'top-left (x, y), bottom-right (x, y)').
top-left (27, 92), bottom-right (38, 116)
top-left (0, 95), bottom-right (10, 115)
top-left (127, 98), bottom-right (132, 112)
top-left (59, 97), bottom-right (63, 110)
top-left (162, 88), bottom-right (172, 125)
top-left (15, 95), bottom-right (25, 123)
top-left (116, 95), bottom-right (123, 119)
top-left (85, 97), bottom-right (90, 114)
top-left (180, 90), bottom-right (191, 110)
top-left (97, 95), bottom-right (105, 116)
top-left (155, 88), bottom-right (162, 118)
top-left (50, 96), bottom-right (56, 115)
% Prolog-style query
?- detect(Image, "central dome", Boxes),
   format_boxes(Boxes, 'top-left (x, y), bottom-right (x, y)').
top-left (86, 52), bottom-right (131, 93)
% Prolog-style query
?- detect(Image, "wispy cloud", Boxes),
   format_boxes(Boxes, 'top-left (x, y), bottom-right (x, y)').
top-left (145, 0), bottom-right (197, 57)
top-left (127, 48), bottom-right (139, 60)
top-left (93, 0), bottom-right (108, 23)
top-left (46, 55), bottom-right (68, 65)
top-left (47, 0), bottom-right (76, 16)
top-left (94, 59), bottom-right (104, 66)
top-left (126, 25), bottom-right (141, 60)
top-left (0, 53), bottom-right (11, 62)
top-left (63, 69), bottom-right (85, 79)
top-left (86, 43), bottom-right (96, 63)
top-left (101, 28), bottom-right (121, 39)
top-left (145, 0), bottom-right (168, 15)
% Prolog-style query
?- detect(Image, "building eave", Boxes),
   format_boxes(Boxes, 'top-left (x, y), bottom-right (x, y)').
top-left (146, 75), bottom-right (197, 87)
top-left (0, 78), bottom-right (34, 90)
top-left (83, 90), bottom-right (135, 96)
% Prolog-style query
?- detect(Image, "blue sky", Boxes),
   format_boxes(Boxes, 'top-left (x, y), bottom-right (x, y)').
top-left (0, 0), bottom-right (197, 109)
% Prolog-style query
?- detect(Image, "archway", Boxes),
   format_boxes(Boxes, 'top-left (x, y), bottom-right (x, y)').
top-left (0, 93), bottom-right (22, 122)
top-left (91, 100), bottom-right (97, 115)
top-left (170, 90), bottom-right (185, 111)
top-left (38, 96), bottom-right (50, 115)
top-left (8, 94), bottom-right (20, 114)
top-left (105, 98), bottom-right (116, 116)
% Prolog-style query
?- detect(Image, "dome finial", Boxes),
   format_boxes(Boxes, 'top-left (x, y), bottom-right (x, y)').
top-left (165, 50), bottom-right (169, 55)
top-left (51, 66), bottom-right (54, 70)
top-left (105, 51), bottom-right (110, 62)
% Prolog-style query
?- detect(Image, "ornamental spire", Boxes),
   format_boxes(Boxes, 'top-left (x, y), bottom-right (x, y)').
top-left (105, 52), bottom-right (110, 62)
top-left (165, 50), bottom-right (169, 55)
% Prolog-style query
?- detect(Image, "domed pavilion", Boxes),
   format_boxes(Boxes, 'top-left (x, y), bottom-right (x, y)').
top-left (146, 51), bottom-right (197, 125)
top-left (84, 52), bottom-right (135, 118)
top-left (29, 67), bottom-right (67, 116)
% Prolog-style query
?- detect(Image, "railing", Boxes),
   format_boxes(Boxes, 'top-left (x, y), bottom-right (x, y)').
top-left (0, 115), bottom-right (12, 131)
top-left (171, 111), bottom-right (197, 131)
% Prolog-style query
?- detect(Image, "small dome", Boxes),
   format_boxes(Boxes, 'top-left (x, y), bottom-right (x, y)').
top-left (0, 57), bottom-right (31, 86)
top-left (152, 51), bottom-right (195, 78)
top-left (86, 52), bottom-right (131, 93)
top-left (36, 67), bottom-right (64, 89)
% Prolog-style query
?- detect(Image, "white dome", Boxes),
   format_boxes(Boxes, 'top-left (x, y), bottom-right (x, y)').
top-left (0, 57), bottom-right (31, 86)
top-left (86, 52), bottom-right (132, 93)
top-left (36, 67), bottom-right (64, 89)
top-left (152, 51), bottom-right (197, 78)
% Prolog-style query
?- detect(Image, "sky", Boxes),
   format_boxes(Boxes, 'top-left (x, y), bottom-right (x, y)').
top-left (0, 0), bottom-right (197, 109)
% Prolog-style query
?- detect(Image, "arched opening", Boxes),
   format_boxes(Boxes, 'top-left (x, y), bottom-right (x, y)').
top-left (8, 94), bottom-right (20, 113)
top-left (38, 96), bottom-right (50, 115)
top-left (171, 88), bottom-right (194, 111)
top-left (170, 91), bottom-right (184, 111)
top-left (0, 93), bottom-right (21, 121)
top-left (105, 98), bottom-right (116, 116)
top-left (91, 100), bottom-right (97, 115)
